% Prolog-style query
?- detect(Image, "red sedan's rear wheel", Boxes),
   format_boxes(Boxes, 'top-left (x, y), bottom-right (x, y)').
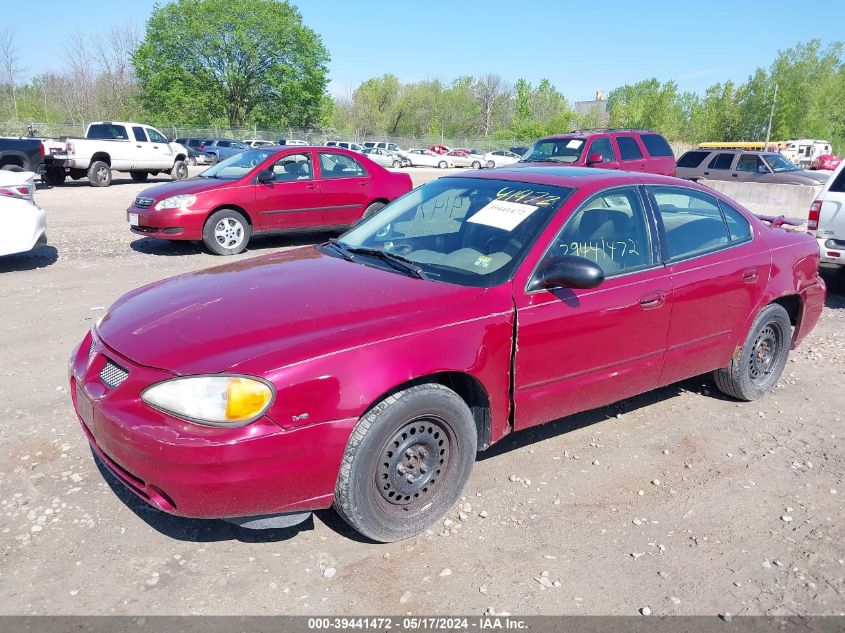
top-left (713, 303), bottom-right (792, 401)
top-left (334, 384), bottom-right (477, 542)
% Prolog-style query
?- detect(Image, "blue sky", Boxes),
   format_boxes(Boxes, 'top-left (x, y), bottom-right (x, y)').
top-left (5, 0), bottom-right (845, 100)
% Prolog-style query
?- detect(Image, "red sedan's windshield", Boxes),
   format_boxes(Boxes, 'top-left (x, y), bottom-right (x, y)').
top-left (334, 178), bottom-right (574, 287)
top-left (199, 149), bottom-right (276, 180)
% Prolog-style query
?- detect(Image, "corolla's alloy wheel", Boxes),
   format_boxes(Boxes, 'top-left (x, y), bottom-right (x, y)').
top-left (486, 160), bottom-right (495, 169)
top-left (438, 160), bottom-right (447, 169)
top-left (87, 160), bottom-right (112, 187)
top-left (362, 201), bottom-right (385, 220)
top-left (713, 303), bottom-right (792, 401)
top-left (334, 383), bottom-right (477, 542)
top-left (171, 160), bottom-right (189, 180)
top-left (202, 208), bottom-right (252, 256)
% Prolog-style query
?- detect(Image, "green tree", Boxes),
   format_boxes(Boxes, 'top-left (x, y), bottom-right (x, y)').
top-left (513, 78), bottom-right (532, 126)
top-left (133, 0), bottom-right (329, 128)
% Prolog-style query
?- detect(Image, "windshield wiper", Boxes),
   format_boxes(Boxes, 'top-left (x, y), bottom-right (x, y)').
top-left (323, 238), bottom-right (355, 261)
top-left (344, 245), bottom-right (428, 279)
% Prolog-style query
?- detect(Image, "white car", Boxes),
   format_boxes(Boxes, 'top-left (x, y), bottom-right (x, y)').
top-left (0, 170), bottom-right (46, 257)
top-left (279, 139), bottom-right (308, 146)
top-left (483, 150), bottom-right (522, 168)
top-left (327, 141), bottom-right (365, 152)
top-left (406, 149), bottom-right (455, 168)
top-left (243, 139), bottom-right (275, 148)
top-left (809, 159), bottom-right (845, 268)
top-left (445, 150), bottom-right (484, 169)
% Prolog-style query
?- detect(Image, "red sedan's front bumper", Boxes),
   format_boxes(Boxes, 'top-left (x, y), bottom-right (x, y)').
top-left (127, 204), bottom-right (207, 241)
top-left (69, 331), bottom-right (356, 519)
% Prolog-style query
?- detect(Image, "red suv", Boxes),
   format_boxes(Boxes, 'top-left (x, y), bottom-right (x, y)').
top-left (518, 129), bottom-right (676, 176)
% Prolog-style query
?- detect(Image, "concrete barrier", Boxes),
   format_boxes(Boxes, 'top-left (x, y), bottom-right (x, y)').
top-left (699, 179), bottom-right (821, 220)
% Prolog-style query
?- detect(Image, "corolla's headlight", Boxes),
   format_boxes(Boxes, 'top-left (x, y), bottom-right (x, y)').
top-left (141, 376), bottom-right (274, 426)
top-left (154, 194), bottom-right (196, 211)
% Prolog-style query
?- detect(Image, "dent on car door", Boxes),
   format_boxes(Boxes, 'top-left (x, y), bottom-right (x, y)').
top-left (513, 185), bottom-right (671, 430)
top-left (646, 185), bottom-right (769, 386)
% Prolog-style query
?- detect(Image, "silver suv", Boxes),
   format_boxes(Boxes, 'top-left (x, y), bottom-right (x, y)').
top-left (676, 149), bottom-right (828, 186)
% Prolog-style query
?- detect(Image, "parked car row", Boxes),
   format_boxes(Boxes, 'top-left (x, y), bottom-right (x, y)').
top-left (675, 148), bottom-right (829, 186)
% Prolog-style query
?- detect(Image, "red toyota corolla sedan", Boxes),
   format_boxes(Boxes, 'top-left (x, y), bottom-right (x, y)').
top-left (72, 167), bottom-right (825, 542)
top-left (126, 146), bottom-right (413, 255)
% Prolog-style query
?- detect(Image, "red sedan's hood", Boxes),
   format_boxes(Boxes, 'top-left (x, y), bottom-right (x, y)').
top-left (136, 177), bottom-right (233, 201)
top-left (97, 248), bottom-right (485, 375)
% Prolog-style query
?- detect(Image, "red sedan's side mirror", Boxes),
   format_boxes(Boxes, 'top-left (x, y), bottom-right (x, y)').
top-left (256, 170), bottom-right (275, 184)
top-left (586, 153), bottom-right (604, 166)
top-left (528, 255), bottom-right (605, 291)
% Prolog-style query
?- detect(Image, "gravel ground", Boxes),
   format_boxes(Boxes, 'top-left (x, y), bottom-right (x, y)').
top-left (0, 167), bottom-right (843, 617)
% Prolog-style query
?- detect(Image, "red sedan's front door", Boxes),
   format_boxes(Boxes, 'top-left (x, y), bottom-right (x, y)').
top-left (253, 151), bottom-right (323, 231)
top-left (512, 186), bottom-right (672, 430)
top-left (316, 151), bottom-right (371, 226)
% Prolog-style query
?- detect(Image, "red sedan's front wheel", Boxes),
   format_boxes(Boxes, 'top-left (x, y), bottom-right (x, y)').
top-left (334, 383), bottom-right (477, 542)
top-left (203, 208), bottom-right (251, 256)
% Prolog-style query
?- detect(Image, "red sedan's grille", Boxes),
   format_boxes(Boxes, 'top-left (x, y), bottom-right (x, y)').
top-left (134, 197), bottom-right (154, 209)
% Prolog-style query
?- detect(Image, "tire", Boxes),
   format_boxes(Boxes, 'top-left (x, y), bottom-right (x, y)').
top-left (392, 160), bottom-right (401, 168)
top-left (334, 383), bottom-right (477, 542)
top-left (171, 160), bottom-right (188, 181)
top-left (362, 201), bottom-right (385, 220)
top-left (438, 160), bottom-right (447, 169)
top-left (188, 156), bottom-right (197, 166)
top-left (486, 160), bottom-right (495, 169)
top-left (202, 208), bottom-right (251, 255)
top-left (471, 160), bottom-right (481, 169)
top-left (713, 303), bottom-right (792, 401)
top-left (207, 154), bottom-right (218, 165)
top-left (1, 164), bottom-right (24, 172)
top-left (43, 167), bottom-right (66, 186)
top-left (87, 160), bottom-right (112, 187)
top-left (129, 171), bottom-right (148, 183)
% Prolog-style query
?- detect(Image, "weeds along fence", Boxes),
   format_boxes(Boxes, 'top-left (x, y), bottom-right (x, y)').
top-left (0, 120), bottom-right (696, 157)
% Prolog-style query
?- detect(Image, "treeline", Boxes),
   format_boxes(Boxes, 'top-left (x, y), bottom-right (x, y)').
top-left (1, 10), bottom-right (844, 152)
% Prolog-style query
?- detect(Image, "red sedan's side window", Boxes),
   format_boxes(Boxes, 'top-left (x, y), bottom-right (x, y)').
top-left (271, 153), bottom-right (313, 181)
top-left (543, 187), bottom-right (653, 277)
top-left (650, 187), bottom-right (731, 260)
top-left (319, 153), bottom-right (367, 179)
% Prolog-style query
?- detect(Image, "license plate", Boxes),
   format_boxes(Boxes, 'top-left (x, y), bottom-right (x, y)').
top-left (128, 213), bottom-right (139, 226)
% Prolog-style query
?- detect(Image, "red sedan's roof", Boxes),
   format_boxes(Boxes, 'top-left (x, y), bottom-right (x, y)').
top-left (444, 165), bottom-right (683, 189)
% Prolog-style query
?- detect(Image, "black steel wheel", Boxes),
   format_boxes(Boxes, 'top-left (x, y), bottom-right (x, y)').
top-left (714, 303), bottom-right (792, 401)
top-left (334, 383), bottom-right (477, 542)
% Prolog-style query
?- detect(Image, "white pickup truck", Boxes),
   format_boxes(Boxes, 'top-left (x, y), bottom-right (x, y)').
top-left (61, 122), bottom-right (189, 187)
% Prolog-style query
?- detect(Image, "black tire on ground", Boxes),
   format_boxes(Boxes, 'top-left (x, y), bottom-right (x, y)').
top-left (1, 164), bottom-right (24, 172)
top-left (87, 161), bottom-right (112, 187)
top-left (202, 208), bottom-right (251, 256)
top-left (43, 167), bottom-right (66, 186)
top-left (471, 160), bottom-right (481, 169)
top-left (207, 154), bottom-right (218, 165)
top-left (171, 160), bottom-right (188, 180)
top-left (362, 201), bottom-right (385, 220)
top-left (392, 160), bottom-right (401, 168)
top-left (334, 383), bottom-right (477, 542)
top-left (438, 160), bottom-right (447, 169)
top-left (130, 171), bottom-right (148, 183)
top-left (486, 160), bottom-right (495, 169)
top-left (713, 303), bottom-right (792, 401)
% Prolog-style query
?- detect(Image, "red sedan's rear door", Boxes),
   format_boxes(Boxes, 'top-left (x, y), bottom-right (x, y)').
top-left (644, 185), bottom-right (770, 386)
top-left (513, 185), bottom-right (672, 430)
top-left (316, 151), bottom-right (371, 227)
top-left (254, 151), bottom-right (323, 231)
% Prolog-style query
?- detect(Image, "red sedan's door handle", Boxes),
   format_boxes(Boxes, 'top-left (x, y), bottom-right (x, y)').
top-left (743, 267), bottom-right (759, 283)
top-left (639, 291), bottom-right (665, 310)
top-left (358, 181), bottom-right (368, 187)
top-left (305, 184), bottom-right (318, 190)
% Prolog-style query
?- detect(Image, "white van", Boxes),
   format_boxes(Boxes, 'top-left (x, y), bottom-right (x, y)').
top-left (809, 159), bottom-right (845, 268)
top-left (782, 139), bottom-right (832, 169)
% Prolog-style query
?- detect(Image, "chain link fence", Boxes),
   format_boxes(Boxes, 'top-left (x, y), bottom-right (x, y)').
top-left (0, 120), bottom-right (697, 158)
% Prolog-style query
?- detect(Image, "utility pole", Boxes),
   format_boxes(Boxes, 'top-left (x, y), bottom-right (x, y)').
top-left (764, 83), bottom-right (778, 151)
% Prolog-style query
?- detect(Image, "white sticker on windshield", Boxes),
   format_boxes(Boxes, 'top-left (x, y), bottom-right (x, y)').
top-left (467, 199), bottom-right (538, 232)
top-left (566, 139), bottom-right (584, 149)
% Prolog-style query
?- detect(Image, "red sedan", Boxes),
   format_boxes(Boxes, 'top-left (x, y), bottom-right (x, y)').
top-left (127, 146), bottom-right (412, 255)
top-left (811, 154), bottom-right (842, 171)
top-left (72, 167), bottom-right (824, 541)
